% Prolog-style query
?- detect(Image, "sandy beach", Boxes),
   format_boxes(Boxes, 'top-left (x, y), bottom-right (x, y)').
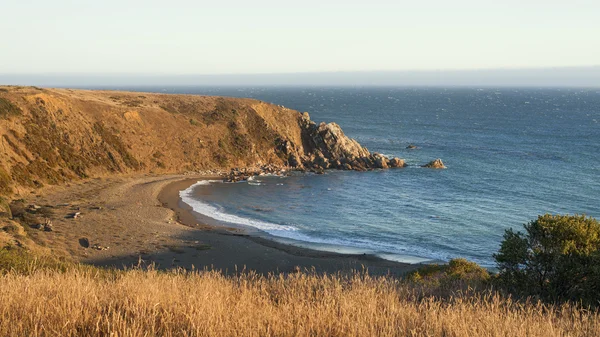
top-left (24, 174), bottom-right (420, 275)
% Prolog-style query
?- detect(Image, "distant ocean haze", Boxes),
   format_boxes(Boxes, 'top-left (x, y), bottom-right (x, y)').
top-left (4, 67), bottom-right (600, 87)
top-left (133, 87), bottom-right (599, 266)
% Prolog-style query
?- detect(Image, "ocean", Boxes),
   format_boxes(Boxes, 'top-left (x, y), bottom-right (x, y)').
top-left (115, 86), bottom-right (600, 267)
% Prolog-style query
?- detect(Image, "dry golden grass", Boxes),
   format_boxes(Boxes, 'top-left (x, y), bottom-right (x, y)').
top-left (0, 267), bottom-right (598, 337)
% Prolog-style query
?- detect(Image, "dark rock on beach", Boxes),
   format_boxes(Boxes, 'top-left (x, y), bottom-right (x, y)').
top-left (223, 165), bottom-right (287, 183)
top-left (79, 238), bottom-right (90, 248)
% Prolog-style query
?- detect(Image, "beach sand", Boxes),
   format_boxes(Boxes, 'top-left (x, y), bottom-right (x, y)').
top-left (24, 174), bottom-right (420, 276)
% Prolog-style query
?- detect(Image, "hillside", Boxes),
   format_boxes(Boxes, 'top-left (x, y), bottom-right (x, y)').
top-left (0, 86), bottom-right (403, 197)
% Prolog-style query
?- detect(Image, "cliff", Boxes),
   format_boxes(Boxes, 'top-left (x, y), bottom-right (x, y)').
top-left (0, 86), bottom-right (404, 196)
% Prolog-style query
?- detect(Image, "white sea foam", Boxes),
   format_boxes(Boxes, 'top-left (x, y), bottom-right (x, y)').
top-left (178, 180), bottom-right (466, 265)
top-left (180, 181), bottom-right (299, 233)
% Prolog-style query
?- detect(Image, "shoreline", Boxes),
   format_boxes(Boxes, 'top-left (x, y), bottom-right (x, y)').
top-left (156, 176), bottom-right (422, 276)
top-left (15, 173), bottom-right (421, 276)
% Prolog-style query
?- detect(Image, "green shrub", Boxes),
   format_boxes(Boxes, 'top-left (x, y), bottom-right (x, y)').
top-left (495, 214), bottom-right (600, 306)
top-left (408, 258), bottom-right (490, 289)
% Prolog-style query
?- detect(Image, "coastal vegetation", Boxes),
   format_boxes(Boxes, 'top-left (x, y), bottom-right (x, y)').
top-left (495, 214), bottom-right (600, 307)
top-left (0, 247), bottom-right (598, 337)
top-left (407, 257), bottom-right (490, 290)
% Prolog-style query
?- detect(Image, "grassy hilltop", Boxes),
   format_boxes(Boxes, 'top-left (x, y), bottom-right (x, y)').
top-left (0, 86), bottom-right (307, 196)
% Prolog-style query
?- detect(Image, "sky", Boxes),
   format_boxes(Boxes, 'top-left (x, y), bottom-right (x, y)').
top-left (1, 0), bottom-right (599, 85)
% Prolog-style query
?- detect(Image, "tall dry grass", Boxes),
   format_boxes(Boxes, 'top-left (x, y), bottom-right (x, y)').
top-left (0, 268), bottom-right (598, 337)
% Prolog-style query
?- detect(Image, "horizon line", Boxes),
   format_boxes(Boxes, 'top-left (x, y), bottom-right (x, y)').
top-left (2, 65), bottom-right (600, 77)
top-left (2, 66), bottom-right (599, 88)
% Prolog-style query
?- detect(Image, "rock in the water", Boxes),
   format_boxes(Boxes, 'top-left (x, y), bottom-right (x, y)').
top-left (422, 158), bottom-right (446, 169)
top-left (389, 157), bottom-right (405, 168)
top-left (312, 153), bottom-right (330, 169)
top-left (372, 153), bottom-right (389, 169)
top-left (350, 159), bottom-right (367, 171)
top-left (406, 144), bottom-right (417, 149)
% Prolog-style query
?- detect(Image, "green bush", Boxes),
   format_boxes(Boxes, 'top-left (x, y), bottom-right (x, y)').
top-left (494, 214), bottom-right (600, 306)
top-left (408, 258), bottom-right (490, 289)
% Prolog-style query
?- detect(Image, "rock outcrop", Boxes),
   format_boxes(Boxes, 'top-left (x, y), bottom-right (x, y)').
top-left (277, 112), bottom-right (406, 172)
top-left (422, 158), bottom-right (446, 169)
top-left (389, 157), bottom-right (406, 168)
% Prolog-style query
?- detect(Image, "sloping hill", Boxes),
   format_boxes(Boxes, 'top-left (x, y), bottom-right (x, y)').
top-left (0, 86), bottom-right (403, 197)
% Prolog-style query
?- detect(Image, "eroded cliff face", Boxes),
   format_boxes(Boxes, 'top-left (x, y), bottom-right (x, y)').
top-left (0, 86), bottom-right (404, 196)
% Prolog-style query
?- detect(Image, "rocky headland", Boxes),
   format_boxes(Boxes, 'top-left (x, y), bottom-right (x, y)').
top-left (0, 86), bottom-right (407, 193)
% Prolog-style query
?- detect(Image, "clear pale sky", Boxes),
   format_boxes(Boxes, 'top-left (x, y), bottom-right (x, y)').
top-left (1, 0), bottom-right (599, 75)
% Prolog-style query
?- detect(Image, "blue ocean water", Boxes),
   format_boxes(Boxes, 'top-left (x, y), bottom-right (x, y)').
top-left (133, 86), bottom-right (600, 266)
